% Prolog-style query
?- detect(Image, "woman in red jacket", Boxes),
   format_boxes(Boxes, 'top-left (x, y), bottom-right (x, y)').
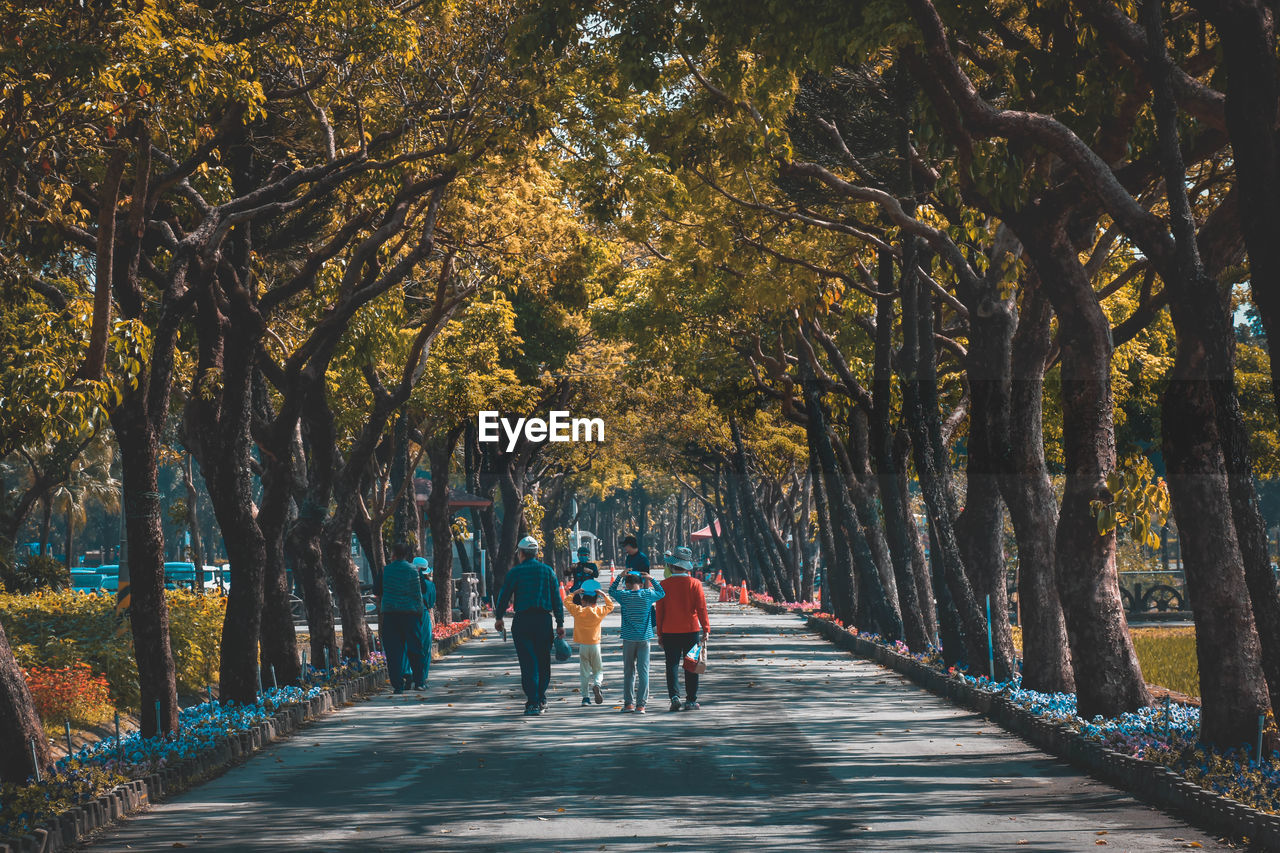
top-left (656, 546), bottom-right (710, 711)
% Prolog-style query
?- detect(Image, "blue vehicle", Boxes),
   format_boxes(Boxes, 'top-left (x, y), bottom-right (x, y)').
top-left (70, 571), bottom-right (108, 595)
top-left (163, 562), bottom-right (198, 590)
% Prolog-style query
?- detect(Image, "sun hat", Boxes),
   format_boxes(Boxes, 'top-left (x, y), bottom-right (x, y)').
top-left (517, 535), bottom-right (540, 552)
top-left (580, 579), bottom-right (602, 595)
top-left (412, 556), bottom-right (429, 568)
top-left (667, 546), bottom-right (694, 571)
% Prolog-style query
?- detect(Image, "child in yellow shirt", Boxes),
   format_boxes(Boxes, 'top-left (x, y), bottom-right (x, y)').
top-left (562, 579), bottom-right (615, 705)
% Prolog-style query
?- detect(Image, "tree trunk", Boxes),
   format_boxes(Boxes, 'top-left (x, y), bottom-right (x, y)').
top-left (1148, 6), bottom-right (1270, 744)
top-left (38, 495), bottom-right (52, 558)
top-left (955, 255), bottom-right (1017, 678)
top-left (0, 619), bottom-right (47, 783)
top-left (802, 373), bottom-right (902, 639)
top-left (897, 429), bottom-right (939, 646)
top-left (493, 458), bottom-right (525, 599)
top-left (797, 472), bottom-right (815, 601)
top-left (64, 503), bottom-right (74, 569)
top-left (1004, 276), bottom-right (1074, 693)
top-left (112, 388), bottom-right (180, 737)
top-left (1014, 214), bottom-right (1150, 717)
top-left (390, 413), bottom-right (419, 549)
top-left (182, 453), bottom-right (204, 591)
top-left (286, 513), bottom-right (337, 669)
top-left (1189, 0), bottom-right (1280, 422)
top-left (255, 385), bottom-right (300, 688)
top-left (872, 279), bottom-right (929, 650)
top-left (1187, 5), bottom-right (1280, 709)
top-left (900, 253), bottom-right (997, 675)
top-left (324, 489), bottom-right (371, 660)
top-left (428, 427), bottom-right (464, 623)
top-left (806, 417), bottom-right (849, 624)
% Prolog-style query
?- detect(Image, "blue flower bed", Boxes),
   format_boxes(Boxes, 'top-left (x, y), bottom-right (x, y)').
top-left (2, 656), bottom-right (386, 841)
top-left (65, 685), bottom-right (326, 776)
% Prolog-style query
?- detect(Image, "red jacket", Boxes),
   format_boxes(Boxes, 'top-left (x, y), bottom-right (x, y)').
top-left (656, 574), bottom-right (709, 636)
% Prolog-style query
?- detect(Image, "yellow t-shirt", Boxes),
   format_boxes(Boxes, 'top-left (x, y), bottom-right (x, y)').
top-left (561, 589), bottom-right (615, 645)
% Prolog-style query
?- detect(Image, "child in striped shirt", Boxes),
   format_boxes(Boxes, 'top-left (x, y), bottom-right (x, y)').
top-left (608, 571), bottom-right (665, 713)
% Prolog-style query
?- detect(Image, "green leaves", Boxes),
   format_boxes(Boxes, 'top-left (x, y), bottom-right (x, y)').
top-left (1090, 456), bottom-right (1171, 548)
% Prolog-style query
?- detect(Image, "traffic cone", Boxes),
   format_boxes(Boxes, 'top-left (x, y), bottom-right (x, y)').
top-left (719, 584), bottom-right (730, 602)
top-left (739, 582), bottom-right (749, 605)
top-left (715, 570), bottom-right (724, 585)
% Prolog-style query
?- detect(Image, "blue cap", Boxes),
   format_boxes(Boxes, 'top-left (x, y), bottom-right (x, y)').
top-left (580, 579), bottom-right (601, 595)
top-left (412, 557), bottom-right (429, 568)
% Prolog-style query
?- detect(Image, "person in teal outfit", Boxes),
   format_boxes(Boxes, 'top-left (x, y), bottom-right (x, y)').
top-left (413, 557), bottom-right (436, 687)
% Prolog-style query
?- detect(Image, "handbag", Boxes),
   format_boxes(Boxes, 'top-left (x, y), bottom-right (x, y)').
top-left (683, 640), bottom-right (708, 674)
top-left (554, 635), bottom-right (573, 662)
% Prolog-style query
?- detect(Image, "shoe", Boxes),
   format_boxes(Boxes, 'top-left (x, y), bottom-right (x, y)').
top-left (622, 704), bottom-right (635, 713)
top-left (392, 687), bottom-right (405, 695)
top-left (539, 702), bottom-right (548, 713)
top-left (592, 683), bottom-right (603, 704)
top-left (582, 698), bottom-right (592, 706)
top-left (636, 705), bottom-right (647, 714)
top-left (669, 696), bottom-right (682, 712)
top-left (524, 706), bottom-right (540, 716)
top-left (683, 701), bottom-right (701, 710)
top-left (413, 683), bottom-right (425, 691)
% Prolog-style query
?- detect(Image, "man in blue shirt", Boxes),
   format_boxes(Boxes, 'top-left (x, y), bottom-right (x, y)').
top-left (376, 542), bottom-right (426, 694)
top-left (495, 536), bottom-right (565, 716)
top-left (622, 535), bottom-right (650, 575)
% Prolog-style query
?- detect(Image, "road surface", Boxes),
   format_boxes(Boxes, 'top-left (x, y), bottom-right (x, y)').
top-left (86, 598), bottom-right (1224, 851)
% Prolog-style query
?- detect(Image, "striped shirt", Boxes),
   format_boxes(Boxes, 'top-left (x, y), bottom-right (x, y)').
top-left (609, 575), bottom-right (665, 641)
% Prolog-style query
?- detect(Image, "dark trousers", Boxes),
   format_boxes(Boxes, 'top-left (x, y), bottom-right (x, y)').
top-left (401, 613), bottom-right (433, 686)
top-left (512, 610), bottom-right (553, 707)
top-left (663, 631), bottom-right (702, 701)
top-left (383, 611), bottom-right (425, 690)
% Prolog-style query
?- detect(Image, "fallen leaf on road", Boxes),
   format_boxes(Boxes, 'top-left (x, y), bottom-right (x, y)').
top-left (1017, 841), bottom-right (1028, 846)
top-left (172, 844), bottom-right (187, 849)
top-left (1095, 841), bottom-right (1107, 846)
top-left (1183, 844), bottom-right (1202, 849)
top-left (557, 808), bottom-right (566, 813)
top-left (1096, 831), bottom-right (1107, 836)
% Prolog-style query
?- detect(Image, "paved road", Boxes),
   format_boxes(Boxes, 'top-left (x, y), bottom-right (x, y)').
top-left (87, 599), bottom-right (1224, 852)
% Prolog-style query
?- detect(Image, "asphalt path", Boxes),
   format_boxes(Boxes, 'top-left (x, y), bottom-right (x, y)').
top-left (86, 596), bottom-right (1224, 852)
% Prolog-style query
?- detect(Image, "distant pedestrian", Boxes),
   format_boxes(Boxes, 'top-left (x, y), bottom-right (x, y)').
top-left (609, 570), bottom-right (665, 713)
top-left (622, 535), bottom-right (650, 576)
top-left (561, 579), bottom-right (615, 705)
top-left (657, 546), bottom-right (709, 711)
top-left (376, 542), bottom-right (425, 695)
top-left (495, 536), bottom-right (565, 716)
top-left (567, 546), bottom-right (600, 592)
top-left (413, 557), bottom-right (436, 688)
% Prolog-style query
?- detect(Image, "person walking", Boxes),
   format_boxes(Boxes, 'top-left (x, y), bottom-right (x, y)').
top-left (376, 542), bottom-right (426, 695)
top-left (622, 535), bottom-right (650, 576)
top-left (494, 536), bottom-right (565, 716)
top-left (413, 557), bottom-right (436, 688)
top-left (657, 546), bottom-right (709, 711)
top-left (608, 570), bottom-right (665, 713)
top-left (561, 579), bottom-right (615, 705)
